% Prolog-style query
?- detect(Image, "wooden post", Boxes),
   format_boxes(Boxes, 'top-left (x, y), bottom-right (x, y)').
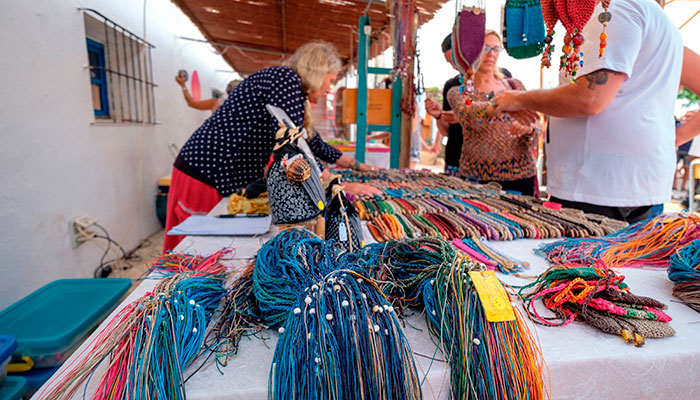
top-left (397, 10), bottom-right (418, 169)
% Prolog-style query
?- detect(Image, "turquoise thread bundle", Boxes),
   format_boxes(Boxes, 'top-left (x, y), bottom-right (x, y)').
top-left (253, 229), bottom-right (357, 327)
top-left (421, 257), bottom-right (546, 400)
top-left (211, 229), bottom-right (423, 399)
top-left (121, 275), bottom-right (226, 399)
top-left (358, 237), bottom-right (548, 399)
top-left (669, 239), bottom-right (700, 312)
top-left (271, 270), bottom-right (421, 400)
top-left (359, 237), bottom-right (455, 304)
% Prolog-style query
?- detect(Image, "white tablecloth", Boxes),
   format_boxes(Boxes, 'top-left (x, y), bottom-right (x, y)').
top-left (38, 200), bottom-right (700, 399)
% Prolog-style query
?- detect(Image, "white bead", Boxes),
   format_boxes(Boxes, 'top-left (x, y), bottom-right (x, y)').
top-left (179, 315), bottom-right (184, 321)
top-left (192, 328), bottom-right (198, 333)
top-left (309, 308), bottom-right (315, 314)
top-left (294, 308), bottom-right (301, 315)
top-left (305, 297), bottom-right (312, 305)
top-left (473, 338), bottom-right (481, 345)
top-left (326, 314), bottom-right (333, 321)
top-left (383, 305), bottom-right (389, 310)
top-left (373, 325), bottom-right (380, 332)
top-left (432, 310), bottom-right (436, 316)
top-left (357, 278), bottom-right (363, 283)
top-left (378, 307), bottom-right (384, 313)
top-left (315, 357), bottom-right (320, 364)
top-left (307, 333), bottom-right (312, 340)
top-left (372, 305), bottom-right (380, 312)
top-left (384, 329), bottom-right (389, 335)
top-left (311, 284), bottom-right (318, 291)
top-left (362, 294), bottom-right (367, 299)
top-left (388, 306), bottom-right (394, 312)
top-left (189, 300), bottom-right (196, 305)
top-left (342, 300), bottom-right (349, 307)
top-left (328, 278), bottom-right (335, 284)
top-left (278, 327), bottom-right (285, 334)
top-left (334, 285), bottom-right (341, 291)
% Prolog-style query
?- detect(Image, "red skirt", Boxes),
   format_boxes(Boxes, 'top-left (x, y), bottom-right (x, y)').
top-left (163, 167), bottom-right (223, 252)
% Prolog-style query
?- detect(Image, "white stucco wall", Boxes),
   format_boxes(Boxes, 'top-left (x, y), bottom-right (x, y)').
top-left (0, 0), bottom-right (237, 309)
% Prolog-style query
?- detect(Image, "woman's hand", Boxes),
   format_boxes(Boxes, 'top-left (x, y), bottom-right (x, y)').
top-left (491, 91), bottom-right (539, 125)
top-left (510, 121), bottom-right (533, 137)
top-left (441, 110), bottom-right (457, 124)
top-left (425, 97), bottom-right (442, 118)
top-left (358, 163), bottom-right (377, 172)
top-left (343, 182), bottom-right (381, 196)
top-left (175, 75), bottom-right (186, 88)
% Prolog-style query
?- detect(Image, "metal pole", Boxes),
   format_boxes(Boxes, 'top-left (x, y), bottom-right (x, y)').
top-left (356, 16), bottom-right (370, 163)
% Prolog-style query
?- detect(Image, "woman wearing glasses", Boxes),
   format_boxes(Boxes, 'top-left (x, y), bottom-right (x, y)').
top-left (447, 30), bottom-right (541, 196)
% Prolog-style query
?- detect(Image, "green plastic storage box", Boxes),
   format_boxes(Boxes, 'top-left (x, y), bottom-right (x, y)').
top-left (0, 376), bottom-right (28, 400)
top-left (0, 279), bottom-right (131, 368)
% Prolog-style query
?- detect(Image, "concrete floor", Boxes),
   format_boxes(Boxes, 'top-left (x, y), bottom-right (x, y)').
top-left (107, 228), bottom-right (164, 294)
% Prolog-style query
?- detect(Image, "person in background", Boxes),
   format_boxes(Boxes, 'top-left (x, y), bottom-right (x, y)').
top-left (425, 34), bottom-right (461, 176)
top-left (493, 0), bottom-right (693, 223)
top-left (425, 33), bottom-right (515, 176)
top-left (164, 41), bottom-right (379, 251)
top-left (410, 92), bottom-right (429, 169)
top-left (446, 30), bottom-right (542, 196)
top-left (175, 73), bottom-right (241, 113)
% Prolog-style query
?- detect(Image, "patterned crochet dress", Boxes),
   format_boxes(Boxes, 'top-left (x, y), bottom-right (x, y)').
top-left (447, 79), bottom-right (541, 183)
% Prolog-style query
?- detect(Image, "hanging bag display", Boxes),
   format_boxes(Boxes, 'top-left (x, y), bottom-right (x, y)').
top-left (325, 177), bottom-right (363, 252)
top-left (452, 4), bottom-right (486, 75)
top-left (266, 127), bottom-right (326, 224)
top-left (452, 1), bottom-right (486, 106)
top-left (503, 0), bottom-right (546, 59)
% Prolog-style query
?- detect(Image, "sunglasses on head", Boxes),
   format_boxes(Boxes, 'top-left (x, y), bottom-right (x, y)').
top-left (483, 45), bottom-right (503, 54)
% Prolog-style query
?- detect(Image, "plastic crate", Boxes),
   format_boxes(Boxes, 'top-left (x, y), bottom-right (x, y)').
top-left (0, 336), bottom-right (17, 385)
top-left (11, 366), bottom-right (59, 398)
top-left (0, 279), bottom-right (131, 368)
top-left (0, 376), bottom-right (28, 400)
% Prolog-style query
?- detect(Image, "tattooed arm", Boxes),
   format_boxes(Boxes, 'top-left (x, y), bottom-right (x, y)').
top-left (492, 69), bottom-right (626, 118)
top-left (676, 47), bottom-right (700, 146)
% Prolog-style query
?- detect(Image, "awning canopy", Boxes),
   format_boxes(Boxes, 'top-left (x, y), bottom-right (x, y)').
top-left (171, 0), bottom-right (450, 75)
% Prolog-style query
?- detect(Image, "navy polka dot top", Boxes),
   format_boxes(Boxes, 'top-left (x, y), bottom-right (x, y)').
top-left (178, 66), bottom-right (342, 196)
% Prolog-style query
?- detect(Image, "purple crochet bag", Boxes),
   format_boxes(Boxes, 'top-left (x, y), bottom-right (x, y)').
top-left (452, 6), bottom-right (486, 74)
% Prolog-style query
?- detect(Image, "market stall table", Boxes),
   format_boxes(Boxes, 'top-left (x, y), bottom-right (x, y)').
top-left (36, 199), bottom-right (700, 399)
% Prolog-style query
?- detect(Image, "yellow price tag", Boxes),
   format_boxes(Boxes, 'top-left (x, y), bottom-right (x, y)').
top-left (468, 270), bottom-right (516, 322)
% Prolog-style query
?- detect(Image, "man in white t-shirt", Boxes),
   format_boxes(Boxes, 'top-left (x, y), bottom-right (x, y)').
top-left (492, 0), bottom-right (686, 223)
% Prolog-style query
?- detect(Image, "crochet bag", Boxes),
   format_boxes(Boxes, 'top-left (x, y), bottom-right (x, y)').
top-left (266, 128), bottom-right (326, 224)
top-left (452, 6), bottom-right (486, 74)
top-left (503, 0), bottom-right (546, 59)
top-left (325, 178), bottom-right (363, 253)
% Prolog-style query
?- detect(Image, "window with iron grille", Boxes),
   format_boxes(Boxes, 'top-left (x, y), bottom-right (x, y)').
top-left (81, 8), bottom-right (157, 124)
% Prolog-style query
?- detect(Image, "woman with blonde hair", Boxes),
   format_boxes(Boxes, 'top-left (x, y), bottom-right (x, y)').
top-left (164, 41), bottom-right (377, 251)
top-left (447, 30), bottom-right (541, 196)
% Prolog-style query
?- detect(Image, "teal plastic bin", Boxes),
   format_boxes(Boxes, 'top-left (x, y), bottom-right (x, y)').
top-left (0, 279), bottom-right (131, 368)
top-left (0, 376), bottom-right (28, 400)
top-left (0, 336), bottom-right (17, 385)
top-left (10, 366), bottom-right (59, 398)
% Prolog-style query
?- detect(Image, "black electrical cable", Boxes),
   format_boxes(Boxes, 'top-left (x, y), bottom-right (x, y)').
top-left (92, 223), bottom-right (149, 277)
